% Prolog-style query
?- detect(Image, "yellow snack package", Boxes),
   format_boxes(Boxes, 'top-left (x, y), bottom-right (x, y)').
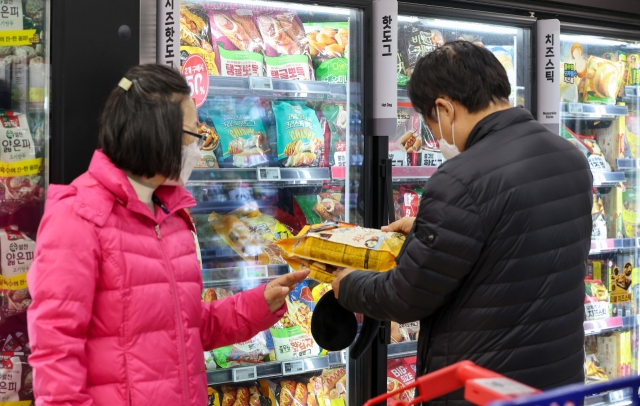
top-left (274, 222), bottom-right (405, 282)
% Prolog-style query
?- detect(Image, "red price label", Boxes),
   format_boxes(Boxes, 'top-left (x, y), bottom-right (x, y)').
top-left (182, 54), bottom-right (209, 108)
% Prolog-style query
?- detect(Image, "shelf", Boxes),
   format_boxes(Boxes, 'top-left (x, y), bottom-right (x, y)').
top-left (592, 171), bottom-right (625, 187)
top-left (561, 103), bottom-right (628, 120)
top-left (590, 238), bottom-right (639, 254)
top-left (387, 341), bottom-right (418, 360)
top-left (206, 351), bottom-right (346, 385)
top-left (617, 159), bottom-right (640, 170)
top-left (584, 315), bottom-right (639, 336)
top-left (207, 76), bottom-right (347, 101)
top-left (202, 265), bottom-right (290, 288)
top-left (189, 167), bottom-right (332, 185)
top-left (584, 387), bottom-right (633, 406)
top-left (624, 86), bottom-right (640, 99)
top-left (392, 166), bottom-right (438, 181)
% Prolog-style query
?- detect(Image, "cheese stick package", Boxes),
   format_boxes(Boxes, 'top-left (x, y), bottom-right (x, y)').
top-left (275, 223), bottom-right (406, 283)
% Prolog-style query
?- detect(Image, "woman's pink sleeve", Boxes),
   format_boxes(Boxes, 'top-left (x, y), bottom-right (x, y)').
top-left (200, 285), bottom-right (286, 351)
top-left (27, 199), bottom-right (99, 406)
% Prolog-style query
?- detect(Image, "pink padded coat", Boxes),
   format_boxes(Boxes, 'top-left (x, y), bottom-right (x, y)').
top-left (27, 150), bottom-right (284, 406)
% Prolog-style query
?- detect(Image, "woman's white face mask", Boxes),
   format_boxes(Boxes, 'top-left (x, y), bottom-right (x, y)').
top-left (164, 140), bottom-right (202, 186)
top-left (436, 101), bottom-right (460, 160)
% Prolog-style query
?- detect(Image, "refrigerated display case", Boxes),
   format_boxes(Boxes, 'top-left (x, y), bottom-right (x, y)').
top-left (160, 0), bottom-right (365, 404)
top-left (0, 0), bottom-right (50, 404)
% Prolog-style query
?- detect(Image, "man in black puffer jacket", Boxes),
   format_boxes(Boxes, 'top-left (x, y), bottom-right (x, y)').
top-left (332, 41), bottom-right (591, 404)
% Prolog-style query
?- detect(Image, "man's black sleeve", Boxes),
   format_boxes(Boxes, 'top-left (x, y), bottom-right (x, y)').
top-left (338, 171), bottom-right (486, 323)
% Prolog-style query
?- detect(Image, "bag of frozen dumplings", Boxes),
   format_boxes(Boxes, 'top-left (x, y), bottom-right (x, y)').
top-left (274, 222), bottom-right (405, 283)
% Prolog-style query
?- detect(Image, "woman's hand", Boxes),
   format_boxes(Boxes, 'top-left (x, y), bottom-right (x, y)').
top-left (382, 217), bottom-right (415, 235)
top-left (264, 270), bottom-right (310, 313)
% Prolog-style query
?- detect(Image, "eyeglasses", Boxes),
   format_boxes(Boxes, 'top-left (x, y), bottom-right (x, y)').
top-left (184, 129), bottom-right (206, 148)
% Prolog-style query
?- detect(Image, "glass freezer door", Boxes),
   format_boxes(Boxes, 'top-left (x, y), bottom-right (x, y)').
top-left (162, 1), bottom-right (364, 404)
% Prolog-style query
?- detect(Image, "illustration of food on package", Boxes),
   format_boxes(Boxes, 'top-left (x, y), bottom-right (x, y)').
top-left (273, 101), bottom-right (325, 167)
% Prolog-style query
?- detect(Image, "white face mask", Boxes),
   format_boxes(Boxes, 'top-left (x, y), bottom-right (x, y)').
top-left (164, 140), bottom-right (202, 187)
top-left (436, 101), bottom-right (460, 160)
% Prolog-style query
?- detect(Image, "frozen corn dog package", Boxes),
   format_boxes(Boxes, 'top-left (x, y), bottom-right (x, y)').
top-left (275, 222), bottom-right (406, 283)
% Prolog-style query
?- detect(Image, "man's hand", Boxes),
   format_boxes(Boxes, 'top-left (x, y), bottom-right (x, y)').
top-left (382, 217), bottom-right (415, 235)
top-left (331, 268), bottom-right (357, 299)
top-left (264, 270), bottom-right (310, 313)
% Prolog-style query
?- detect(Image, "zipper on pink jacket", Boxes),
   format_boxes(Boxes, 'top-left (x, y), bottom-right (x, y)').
top-left (155, 224), bottom-right (191, 406)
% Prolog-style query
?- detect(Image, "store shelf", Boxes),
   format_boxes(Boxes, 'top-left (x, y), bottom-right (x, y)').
top-left (585, 387), bottom-right (633, 406)
top-left (561, 103), bottom-right (628, 120)
top-left (624, 86), bottom-right (640, 98)
top-left (207, 76), bottom-right (347, 101)
top-left (392, 166), bottom-right (438, 181)
top-left (189, 167), bottom-right (332, 185)
top-left (584, 315), bottom-right (639, 336)
top-left (387, 341), bottom-right (418, 360)
top-left (202, 265), bottom-right (290, 287)
top-left (617, 159), bottom-right (640, 170)
top-left (590, 238), bottom-right (639, 254)
top-left (398, 87), bottom-right (409, 102)
top-left (206, 351), bottom-right (346, 385)
top-left (592, 171), bottom-right (626, 186)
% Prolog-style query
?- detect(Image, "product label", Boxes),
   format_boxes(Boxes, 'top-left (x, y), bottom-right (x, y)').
top-left (334, 142), bottom-right (347, 167)
top-left (585, 302), bottom-right (609, 321)
top-left (266, 55), bottom-right (312, 81)
top-left (218, 45), bottom-right (263, 77)
top-left (0, 1), bottom-right (23, 31)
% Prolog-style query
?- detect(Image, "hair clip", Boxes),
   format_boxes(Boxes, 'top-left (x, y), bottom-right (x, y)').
top-left (118, 77), bottom-right (133, 91)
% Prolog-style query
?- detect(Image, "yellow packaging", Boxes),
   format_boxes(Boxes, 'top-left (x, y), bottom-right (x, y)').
top-left (275, 223), bottom-right (406, 282)
top-left (180, 46), bottom-right (220, 76)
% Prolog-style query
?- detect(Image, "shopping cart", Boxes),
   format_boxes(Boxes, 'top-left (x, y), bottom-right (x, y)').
top-left (364, 360), bottom-right (640, 406)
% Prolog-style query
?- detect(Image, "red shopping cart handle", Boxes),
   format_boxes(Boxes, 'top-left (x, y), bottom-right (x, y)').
top-left (364, 361), bottom-right (540, 406)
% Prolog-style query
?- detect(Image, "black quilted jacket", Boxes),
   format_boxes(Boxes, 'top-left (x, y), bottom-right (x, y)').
top-left (340, 107), bottom-right (591, 405)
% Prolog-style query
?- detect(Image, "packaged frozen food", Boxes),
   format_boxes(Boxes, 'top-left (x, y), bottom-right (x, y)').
top-left (628, 54), bottom-right (640, 86)
top-left (609, 261), bottom-right (632, 306)
top-left (207, 97), bottom-right (270, 167)
top-left (618, 183), bottom-right (639, 238)
top-left (205, 351), bottom-right (217, 371)
top-left (0, 351), bottom-right (32, 403)
top-left (221, 385), bottom-right (237, 406)
top-left (207, 7), bottom-right (265, 77)
top-left (257, 11), bottom-right (314, 81)
top-left (212, 333), bottom-right (270, 368)
top-left (625, 115), bottom-right (640, 159)
top-left (0, 226), bottom-right (34, 318)
top-left (0, 111), bottom-right (39, 178)
top-left (390, 104), bottom-right (421, 167)
top-left (586, 354), bottom-right (609, 383)
top-left (314, 187), bottom-right (345, 223)
top-left (276, 223), bottom-right (406, 283)
top-left (194, 121), bottom-right (220, 169)
top-left (560, 124), bottom-right (611, 173)
top-left (419, 120), bottom-right (443, 167)
top-left (581, 56), bottom-right (624, 105)
top-left (208, 386), bottom-right (221, 406)
top-left (303, 22), bottom-right (349, 84)
top-left (320, 103), bottom-right (347, 167)
top-left (273, 101), bottom-right (324, 167)
top-left (180, 4), bottom-right (219, 76)
top-left (588, 259), bottom-right (606, 281)
top-left (399, 22), bottom-right (444, 77)
top-left (398, 185), bottom-right (422, 219)
top-left (387, 358), bottom-right (416, 403)
top-left (390, 321), bottom-right (420, 343)
top-left (585, 279), bottom-right (609, 321)
top-left (592, 189), bottom-right (607, 240)
top-left (397, 52), bottom-right (409, 87)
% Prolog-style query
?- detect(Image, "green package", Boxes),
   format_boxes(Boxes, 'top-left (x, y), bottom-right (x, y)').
top-left (272, 101), bottom-right (324, 167)
top-left (304, 22), bottom-right (349, 84)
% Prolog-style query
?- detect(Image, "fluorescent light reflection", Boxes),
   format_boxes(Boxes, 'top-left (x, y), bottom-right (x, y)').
top-left (186, 0), bottom-right (352, 15)
top-left (560, 34), bottom-right (639, 47)
top-left (399, 16), bottom-right (518, 34)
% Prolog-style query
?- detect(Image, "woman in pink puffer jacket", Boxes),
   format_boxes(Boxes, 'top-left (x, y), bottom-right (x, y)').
top-left (26, 64), bottom-right (308, 406)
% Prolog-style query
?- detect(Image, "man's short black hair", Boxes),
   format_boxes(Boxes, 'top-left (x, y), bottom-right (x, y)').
top-left (99, 64), bottom-right (191, 179)
top-left (408, 41), bottom-right (511, 119)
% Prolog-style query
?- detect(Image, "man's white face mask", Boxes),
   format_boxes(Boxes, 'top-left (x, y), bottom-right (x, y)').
top-left (435, 101), bottom-right (460, 160)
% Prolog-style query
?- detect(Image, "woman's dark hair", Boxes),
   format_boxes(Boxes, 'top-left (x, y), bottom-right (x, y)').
top-left (99, 64), bottom-right (190, 179)
top-left (408, 41), bottom-right (511, 119)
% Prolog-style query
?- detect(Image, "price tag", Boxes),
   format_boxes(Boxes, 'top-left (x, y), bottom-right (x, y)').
top-left (568, 103), bottom-right (583, 114)
top-left (232, 366), bottom-right (257, 383)
top-left (245, 266), bottom-right (268, 279)
top-left (585, 302), bottom-right (609, 321)
top-left (257, 167), bottom-right (281, 181)
top-left (591, 171), bottom-right (606, 185)
top-left (182, 54), bottom-right (209, 108)
top-left (250, 77), bottom-right (274, 91)
top-left (472, 378), bottom-right (538, 396)
top-left (282, 360), bottom-right (305, 376)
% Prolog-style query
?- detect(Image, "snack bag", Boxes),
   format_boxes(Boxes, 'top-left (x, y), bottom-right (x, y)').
top-left (256, 11), bottom-right (314, 81)
top-left (195, 120), bottom-right (220, 169)
top-left (399, 21), bottom-right (444, 78)
top-left (0, 226), bottom-right (34, 318)
top-left (273, 101), bottom-right (324, 167)
top-left (316, 368), bottom-right (347, 405)
top-left (312, 283), bottom-right (332, 304)
top-left (275, 223), bottom-right (406, 283)
top-left (208, 386), bottom-right (221, 406)
top-left (212, 333), bottom-right (270, 368)
top-left (313, 185), bottom-right (345, 223)
top-left (609, 261), bottom-right (632, 306)
top-left (0, 111), bottom-right (40, 178)
top-left (592, 189), bottom-right (607, 240)
top-left (586, 354), bottom-right (609, 383)
top-left (221, 385), bottom-right (237, 406)
top-left (585, 279), bottom-right (609, 321)
top-left (207, 6), bottom-right (265, 77)
top-left (0, 351), bottom-right (32, 403)
top-left (320, 103), bottom-right (347, 167)
top-left (207, 97), bottom-right (270, 168)
top-left (628, 54), bottom-right (640, 86)
top-left (387, 359), bottom-right (415, 404)
top-left (180, 3), bottom-right (220, 76)
top-left (560, 124), bottom-right (611, 173)
top-left (304, 22), bottom-right (349, 84)
top-left (398, 185), bottom-right (422, 219)
top-left (397, 52), bottom-right (409, 87)
top-left (582, 56), bottom-right (624, 105)
top-left (398, 321), bottom-right (420, 342)
top-left (619, 183), bottom-right (640, 238)
top-left (390, 104), bottom-right (421, 167)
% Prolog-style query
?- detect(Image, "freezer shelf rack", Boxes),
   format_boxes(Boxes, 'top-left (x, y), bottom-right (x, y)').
top-left (624, 86), bottom-right (640, 98)
top-left (392, 166), bottom-right (438, 181)
top-left (590, 238), bottom-right (638, 254)
top-left (584, 315), bottom-right (639, 336)
top-left (207, 76), bottom-right (347, 101)
top-left (202, 265), bottom-right (290, 287)
top-left (592, 171), bottom-right (625, 186)
top-left (387, 341), bottom-right (418, 360)
top-left (206, 351), bottom-right (346, 385)
top-left (189, 167), bottom-right (332, 185)
top-left (617, 159), bottom-right (640, 170)
top-left (560, 102), bottom-right (629, 119)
